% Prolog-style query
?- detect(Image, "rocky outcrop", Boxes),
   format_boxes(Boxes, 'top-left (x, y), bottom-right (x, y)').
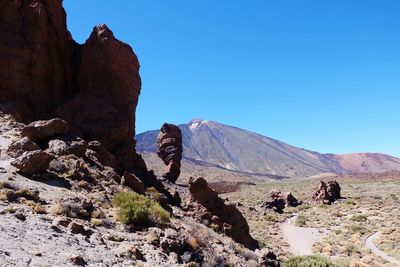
top-left (56, 24), bottom-right (141, 152)
top-left (156, 123), bottom-right (182, 183)
top-left (261, 190), bottom-right (302, 213)
top-left (0, 0), bottom-right (142, 172)
top-left (188, 177), bottom-right (258, 250)
top-left (314, 180), bottom-right (341, 204)
top-left (0, 0), bottom-right (79, 120)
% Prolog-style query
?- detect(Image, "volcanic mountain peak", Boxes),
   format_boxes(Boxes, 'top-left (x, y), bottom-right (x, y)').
top-left (136, 119), bottom-right (400, 179)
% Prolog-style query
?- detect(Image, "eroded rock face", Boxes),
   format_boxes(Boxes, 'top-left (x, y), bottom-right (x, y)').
top-left (156, 123), bottom-right (182, 183)
top-left (314, 180), bottom-right (341, 204)
top-left (188, 177), bottom-right (258, 250)
top-left (57, 24), bottom-right (141, 152)
top-left (1, 0), bottom-right (142, 171)
top-left (0, 0), bottom-right (79, 120)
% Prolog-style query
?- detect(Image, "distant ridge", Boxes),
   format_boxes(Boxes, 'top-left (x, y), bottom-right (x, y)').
top-left (136, 119), bottom-right (400, 179)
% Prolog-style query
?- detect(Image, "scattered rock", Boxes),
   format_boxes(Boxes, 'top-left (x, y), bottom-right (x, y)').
top-left (21, 118), bottom-right (69, 143)
top-left (156, 123), bottom-right (182, 183)
top-left (7, 137), bottom-right (40, 158)
top-left (14, 213), bottom-right (26, 221)
top-left (261, 190), bottom-right (302, 213)
top-left (121, 172), bottom-right (145, 194)
top-left (258, 249), bottom-right (280, 267)
top-left (314, 180), bottom-right (341, 204)
top-left (160, 228), bottom-right (187, 255)
top-left (69, 255), bottom-right (86, 266)
top-left (188, 177), bottom-right (259, 250)
top-left (11, 150), bottom-right (53, 175)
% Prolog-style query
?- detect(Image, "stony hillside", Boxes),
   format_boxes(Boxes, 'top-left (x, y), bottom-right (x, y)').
top-left (137, 119), bottom-right (400, 179)
top-left (0, 1), bottom-right (278, 266)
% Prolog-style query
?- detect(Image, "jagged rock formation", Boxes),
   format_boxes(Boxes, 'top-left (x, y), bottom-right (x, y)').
top-left (187, 177), bottom-right (259, 250)
top-left (314, 180), bottom-right (341, 204)
top-left (261, 190), bottom-right (302, 213)
top-left (0, 0), bottom-right (144, 174)
top-left (0, 1), bottom-right (274, 266)
top-left (156, 123), bottom-right (182, 183)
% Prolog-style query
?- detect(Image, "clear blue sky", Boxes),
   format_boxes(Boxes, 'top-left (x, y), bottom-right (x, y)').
top-left (64, 0), bottom-right (400, 157)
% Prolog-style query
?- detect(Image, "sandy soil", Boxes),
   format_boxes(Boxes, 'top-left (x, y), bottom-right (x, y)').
top-left (280, 214), bottom-right (328, 256)
top-left (366, 232), bottom-right (400, 266)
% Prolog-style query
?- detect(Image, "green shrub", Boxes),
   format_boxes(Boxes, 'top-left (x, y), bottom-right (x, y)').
top-left (350, 215), bottom-right (368, 222)
top-left (296, 215), bottom-right (307, 227)
top-left (350, 224), bottom-right (368, 235)
top-left (112, 192), bottom-right (170, 227)
top-left (345, 199), bottom-right (356, 205)
top-left (283, 255), bottom-right (339, 267)
top-left (297, 204), bottom-right (311, 211)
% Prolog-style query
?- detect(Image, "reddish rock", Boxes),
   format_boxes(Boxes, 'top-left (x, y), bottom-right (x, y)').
top-left (188, 177), bottom-right (258, 250)
top-left (262, 190), bottom-right (302, 213)
top-left (156, 123), bottom-right (183, 183)
top-left (1, 1), bottom-right (143, 173)
top-left (21, 118), bottom-right (69, 142)
top-left (11, 150), bottom-right (53, 175)
top-left (0, 0), bottom-right (79, 119)
top-left (314, 180), bottom-right (341, 204)
top-left (7, 137), bottom-right (40, 158)
top-left (85, 141), bottom-right (118, 169)
top-left (121, 172), bottom-right (145, 194)
top-left (56, 24), bottom-right (141, 152)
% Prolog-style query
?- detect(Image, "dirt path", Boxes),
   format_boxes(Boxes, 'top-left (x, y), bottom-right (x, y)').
top-left (280, 214), bottom-right (328, 256)
top-left (366, 232), bottom-right (400, 266)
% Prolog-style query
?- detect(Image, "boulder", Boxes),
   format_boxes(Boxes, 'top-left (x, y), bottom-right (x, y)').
top-left (160, 228), bottom-right (187, 255)
top-left (314, 180), bottom-right (341, 204)
top-left (189, 177), bottom-right (258, 250)
top-left (262, 190), bottom-right (301, 213)
top-left (11, 150), bottom-right (53, 175)
top-left (46, 138), bottom-right (87, 157)
top-left (121, 172), bottom-right (145, 194)
top-left (21, 118), bottom-right (69, 142)
top-left (85, 141), bottom-right (118, 169)
top-left (156, 123), bottom-right (183, 183)
top-left (7, 137), bottom-right (40, 158)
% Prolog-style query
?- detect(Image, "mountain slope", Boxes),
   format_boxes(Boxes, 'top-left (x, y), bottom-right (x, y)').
top-left (136, 119), bottom-right (400, 178)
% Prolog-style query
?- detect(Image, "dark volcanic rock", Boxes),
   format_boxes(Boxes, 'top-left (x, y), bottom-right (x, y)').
top-left (121, 172), bottom-right (145, 194)
top-left (0, 0), bottom-right (79, 119)
top-left (7, 137), bottom-right (40, 158)
top-left (262, 190), bottom-right (302, 213)
top-left (21, 118), bottom-right (69, 143)
top-left (156, 123), bottom-right (183, 183)
top-left (314, 180), bottom-right (341, 204)
top-left (188, 177), bottom-right (258, 250)
top-left (11, 150), bottom-right (53, 175)
top-left (57, 24), bottom-right (141, 152)
top-left (0, 0), bottom-right (142, 172)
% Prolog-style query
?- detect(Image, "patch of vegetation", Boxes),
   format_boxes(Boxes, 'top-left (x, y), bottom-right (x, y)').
top-left (350, 224), bottom-right (368, 235)
top-left (350, 214), bottom-right (368, 222)
top-left (256, 238), bottom-right (269, 249)
top-left (112, 191), bottom-right (170, 227)
top-left (345, 199), bottom-right (356, 205)
top-left (297, 204), bottom-right (311, 211)
top-left (295, 214), bottom-right (307, 227)
top-left (283, 255), bottom-right (339, 267)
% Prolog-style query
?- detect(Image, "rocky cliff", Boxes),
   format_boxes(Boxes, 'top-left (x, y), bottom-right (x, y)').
top-left (0, 1), bottom-right (270, 266)
top-left (0, 0), bottom-right (143, 173)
